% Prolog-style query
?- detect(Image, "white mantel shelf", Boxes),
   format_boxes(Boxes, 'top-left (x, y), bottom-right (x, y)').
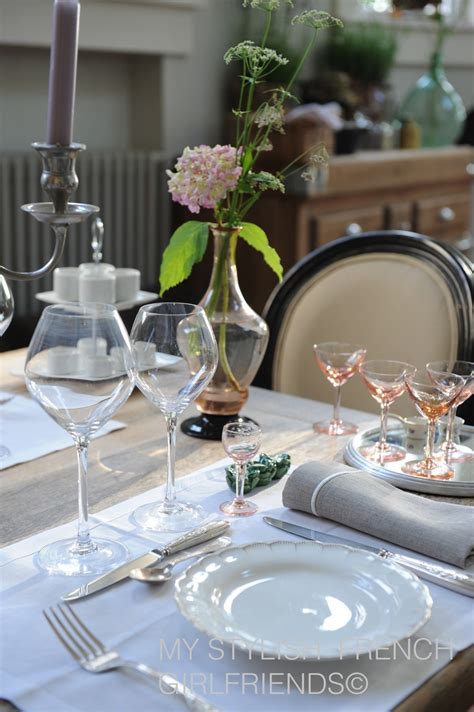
top-left (0, 0), bottom-right (209, 55)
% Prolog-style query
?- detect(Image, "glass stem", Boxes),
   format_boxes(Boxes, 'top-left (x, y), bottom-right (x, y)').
top-left (333, 385), bottom-right (342, 423)
top-left (235, 461), bottom-right (246, 504)
top-left (425, 418), bottom-right (436, 464)
top-left (74, 437), bottom-right (95, 554)
top-left (164, 413), bottom-right (177, 509)
top-left (379, 402), bottom-right (389, 449)
top-left (444, 406), bottom-right (456, 451)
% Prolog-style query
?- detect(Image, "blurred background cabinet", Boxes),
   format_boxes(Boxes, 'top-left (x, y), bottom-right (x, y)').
top-left (239, 146), bottom-right (474, 312)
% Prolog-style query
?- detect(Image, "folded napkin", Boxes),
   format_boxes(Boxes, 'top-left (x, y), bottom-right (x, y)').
top-left (0, 392), bottom-right (125, 471)
top-left (282, 461), bottom-right (474, 568)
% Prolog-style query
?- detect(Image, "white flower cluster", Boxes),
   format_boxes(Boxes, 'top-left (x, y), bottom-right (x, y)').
top-left (292, 10), bottom-right (344, 30)
top-left (242, 0), bottom-right (294, 11)
top-left (254, 103), bottom-right (285, 132)
top-left (224, 41), bottom-right (289, 75)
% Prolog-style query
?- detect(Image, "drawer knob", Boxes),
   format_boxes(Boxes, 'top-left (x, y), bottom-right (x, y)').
top-left (345, 223), bottom-right (363, 236)
top-left (439, 207), bottom-right (455, 222)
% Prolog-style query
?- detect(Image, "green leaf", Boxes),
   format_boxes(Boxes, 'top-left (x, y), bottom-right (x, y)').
top-left (240, 222), bottom-right (283, 282)
top-left (159, 221), bottom-right (209, 295)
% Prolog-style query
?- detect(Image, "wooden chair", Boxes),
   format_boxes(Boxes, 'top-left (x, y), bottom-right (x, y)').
top-left (257, 231), bottom-right (473, 420)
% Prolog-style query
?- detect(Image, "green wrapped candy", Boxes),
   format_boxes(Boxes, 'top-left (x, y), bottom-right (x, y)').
top-left (225, 453), bottom-right (291, 494)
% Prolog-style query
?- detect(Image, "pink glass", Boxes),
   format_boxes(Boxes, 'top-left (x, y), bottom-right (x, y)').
top-left (313, 342), bottom-right (367, 436)
top-left (426, 360), bottom-right (474, 463)
top-left (359, 360), bottom-right (416, 463)
top-left (220, 420), bottom-right (261, 517)
top-left (402, 369), bottom-right (464, 479)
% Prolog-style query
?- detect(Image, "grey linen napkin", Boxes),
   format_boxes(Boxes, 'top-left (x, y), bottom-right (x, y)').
top-left (282, 461), bottom-right (474, 568)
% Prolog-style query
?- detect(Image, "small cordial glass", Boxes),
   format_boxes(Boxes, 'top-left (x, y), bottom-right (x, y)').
top-left (313, 342), bottom-right (367, 436)
top-left (359, 360), bottom-right (416, 463)
top-left (426, 360), bottom-right (474, 464)
top-left (402, 369), bottom-right (464, 479)
top-left (220, 420), bottom-right (262, 517)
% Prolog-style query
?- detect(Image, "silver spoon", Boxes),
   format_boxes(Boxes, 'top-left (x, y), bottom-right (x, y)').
top-left (129, 536), bottom-right (232, 583)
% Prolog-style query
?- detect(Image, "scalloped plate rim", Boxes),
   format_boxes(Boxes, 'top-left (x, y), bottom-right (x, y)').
top-left (174, 540), bottom-right (433, 661)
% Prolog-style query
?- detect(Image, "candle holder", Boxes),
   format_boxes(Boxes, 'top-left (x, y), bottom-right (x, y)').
top-left (0, 142), bottom-right (99, 282)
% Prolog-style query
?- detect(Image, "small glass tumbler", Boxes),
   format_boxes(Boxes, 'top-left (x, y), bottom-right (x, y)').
top-left (220, 420), bottom-right (262, 517)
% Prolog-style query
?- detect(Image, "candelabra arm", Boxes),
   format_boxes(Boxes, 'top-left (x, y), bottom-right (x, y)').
top-left (0, 226), bottom-right (68, 282)
top-left (0, 141), bottom-right (99, 282)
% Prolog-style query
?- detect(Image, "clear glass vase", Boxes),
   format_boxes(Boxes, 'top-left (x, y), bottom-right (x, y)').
top-left (398, 51), bottom-right (466, 147)
top-left (181, 225), bottom-right (269, 440)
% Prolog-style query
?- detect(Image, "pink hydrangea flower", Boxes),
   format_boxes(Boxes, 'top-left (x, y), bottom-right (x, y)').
top-left (167, 145), bottom-right (242, 214)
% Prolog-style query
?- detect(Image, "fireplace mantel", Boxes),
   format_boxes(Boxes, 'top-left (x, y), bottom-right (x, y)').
top-left (0, 0), bottom-right (208, 55)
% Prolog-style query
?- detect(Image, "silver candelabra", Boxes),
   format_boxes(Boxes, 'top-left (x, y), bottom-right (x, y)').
top-left (0, 142), bottom-right (99, 281)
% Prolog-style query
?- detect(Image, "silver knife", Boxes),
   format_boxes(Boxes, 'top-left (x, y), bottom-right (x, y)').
top-left (263, 516), bottom-right (474, 598)
top-left (62, 519), bottom-right (230, 601)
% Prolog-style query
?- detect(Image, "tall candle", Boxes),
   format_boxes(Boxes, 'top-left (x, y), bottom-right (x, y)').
top-left (46, 0), bottom-right (81, 145)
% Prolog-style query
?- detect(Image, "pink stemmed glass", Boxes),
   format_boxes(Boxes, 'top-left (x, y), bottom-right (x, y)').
top-left (220, 420), bottom-right (261, 517)
top-left (313, 342), bottom-right (367, 436)
top-left (402, 369), bottom-right (465, 479)
top-left (359, 360), bottom-right (416, 463)
top-left (426, 360), bottom-right (474, 463)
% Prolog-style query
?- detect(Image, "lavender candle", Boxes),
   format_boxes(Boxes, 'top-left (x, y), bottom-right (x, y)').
top-left (46, 0), bottom-right (81, 146)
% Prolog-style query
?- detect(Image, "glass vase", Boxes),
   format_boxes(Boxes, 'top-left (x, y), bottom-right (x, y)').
top-left (398, 51), bottom-right (466, 148)
top-left (181, 225), bottom-right (269, 440)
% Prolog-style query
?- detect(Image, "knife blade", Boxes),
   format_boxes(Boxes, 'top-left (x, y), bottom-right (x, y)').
top-left (62, 519), bottom-right (230, 601)
top-left (263, 516), bottom-right (474, 598)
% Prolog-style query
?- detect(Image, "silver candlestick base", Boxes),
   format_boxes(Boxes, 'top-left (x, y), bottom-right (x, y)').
top-left (0, 142), bottom-right (99, 282)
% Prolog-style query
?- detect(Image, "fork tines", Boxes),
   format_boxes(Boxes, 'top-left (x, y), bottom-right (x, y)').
top-left (43, 603), bottom-right (106, 661)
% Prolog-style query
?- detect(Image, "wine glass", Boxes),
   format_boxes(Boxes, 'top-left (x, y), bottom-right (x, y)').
top-left (0, 276), bottom-right (15, 457)
top-left (359, 360), bottom-right (416, 463)
top-left (130, 303), bottom-right (218, 532)
top-left (220, 420), bottom-right (262, 517)
top-left (313, 342), bottom-right (367, 435)
top-left (0, 275), bottom-right (14, 337)
top-left (426, 360), bottom-right (474, 463)
top-left (25, 303), bottom-right (134, 575)
top-left (402, 369), bottom-right (464, 479)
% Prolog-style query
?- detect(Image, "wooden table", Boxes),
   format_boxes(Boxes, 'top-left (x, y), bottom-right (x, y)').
top-left (1, 348), bottom-right (473, 711)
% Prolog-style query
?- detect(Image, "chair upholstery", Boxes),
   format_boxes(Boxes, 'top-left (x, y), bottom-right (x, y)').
top-left (258, 232), bottom-right (473, 419)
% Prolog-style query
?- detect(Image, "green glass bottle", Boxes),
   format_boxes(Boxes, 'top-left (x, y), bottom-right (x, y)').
top-left (399, 51), bottom-right (466, 147)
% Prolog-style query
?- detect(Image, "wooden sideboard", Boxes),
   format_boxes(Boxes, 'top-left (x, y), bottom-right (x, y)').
top-left (235, 146), bottom-right (474, 312)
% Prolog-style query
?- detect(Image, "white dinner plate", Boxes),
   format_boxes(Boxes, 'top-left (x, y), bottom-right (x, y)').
top-left (174, 541), bottom-right (432, 661)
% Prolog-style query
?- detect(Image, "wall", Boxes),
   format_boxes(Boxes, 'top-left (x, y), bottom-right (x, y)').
top-left (0, 0), bottom-right (241, 155)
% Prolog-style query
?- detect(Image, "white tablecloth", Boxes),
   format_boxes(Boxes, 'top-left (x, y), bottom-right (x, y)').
top-left (1, 462), bottom-right (473, 712)
top-left (0, 392), bottom-right (125, 470)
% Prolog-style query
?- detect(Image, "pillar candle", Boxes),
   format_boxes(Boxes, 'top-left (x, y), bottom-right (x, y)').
top-left (46, 0), bottom-right (81, 146)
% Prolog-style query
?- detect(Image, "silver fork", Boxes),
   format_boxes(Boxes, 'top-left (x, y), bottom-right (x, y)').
top-left (44, 603), bottom-right (219, 712)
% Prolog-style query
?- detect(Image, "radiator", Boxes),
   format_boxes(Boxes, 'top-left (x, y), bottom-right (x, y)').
top-left (0, 151), bottom-right (171, 319)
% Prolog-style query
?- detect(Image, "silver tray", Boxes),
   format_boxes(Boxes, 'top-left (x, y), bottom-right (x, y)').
top-left (344, 420), bottom-right (474, 497)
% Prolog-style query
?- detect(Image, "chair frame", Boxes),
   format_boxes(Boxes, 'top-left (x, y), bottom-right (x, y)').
top-left (257, 231), bottom-right (473, 390)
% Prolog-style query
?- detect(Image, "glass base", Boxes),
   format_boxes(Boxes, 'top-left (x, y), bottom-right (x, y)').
top-left (0, 445), bottom-right (11, 458)
top-left (219, 498), bottom-right (258, 517)
top-left (360, 442), bottom-right (406, 463)
top-left (181, 414), bottom-right (259, 441)
top-left (402, 458), bottom-right (454, 480)
top-left (438, 442), bottom-right (474, 464)
top-left (131, 500), bottom-right (209, 532)
top-left (313, 419), bottom-right (359, 436)
top-left (36, 537), bottom-right (129, 576)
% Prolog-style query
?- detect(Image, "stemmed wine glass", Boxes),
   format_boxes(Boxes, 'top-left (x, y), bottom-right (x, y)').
top-left (0, 275), bottom-right (14, 338)
top-left (130, 303), bottom-right (218, 532)
top-left (402, 369), bottom-right (464, 479)
top-left (426, 360), bottom-right (474, 463)
top-left (25, 303), bottom-right (134, 575)
top-left (220, 420), bottom-right (262, 517)
top-left (313, 342), bottom-right (367, 435)
top-left (359, 360), bottom-right (416, 463)
top-left (0, 275), bottom-right (14, 458)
